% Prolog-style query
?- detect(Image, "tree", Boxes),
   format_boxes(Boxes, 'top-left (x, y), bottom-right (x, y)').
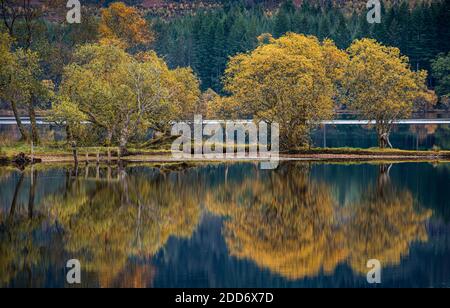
top-left (99, 2), bottom-right (153, 49)
top-left (224, 33), bottom-right (347, 149)
top-left (0, 33), bottom-right (51, 144)
top-left (431, 52), bottom-right (450, 99)
top-left (169, 67), bottom-right (201, 121)
top-left (50, 95), bottom-right (88, 160)
top-left (0, 32), bottom-right (28, 140)
top-left (343, 38), bottom-right (432, 148)
top-left (59, 43), bottom-right (200, 155)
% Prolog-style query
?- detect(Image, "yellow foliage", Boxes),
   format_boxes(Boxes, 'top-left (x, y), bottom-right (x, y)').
top-left (99, 2), bottom-right (153, 49)
top-left (224, 33), bottom-right (347, 149)
top-left (345, 185), bottom-right (431, 273)
top-left (207, 164), bottom-right (349, 279)
top-left (43, 172), bottom-right (201, 287)
top-left (206, 164), bottom-right (432, 280)
top-left (343, 39), bottom-right (432, 147)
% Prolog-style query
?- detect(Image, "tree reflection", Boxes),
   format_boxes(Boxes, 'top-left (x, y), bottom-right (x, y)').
top-left (0, 169), bottom-right (45, 287)
top-left (44, 168), bottom-right (202, 287)
top-left (0, 163), bottom-right (434, 286)
top-left (206, 163), bottom-right (432, 280)
top-left (207, 163), bottom-right (348, 280)
top-left (345, 164), bottom-right (432, 273)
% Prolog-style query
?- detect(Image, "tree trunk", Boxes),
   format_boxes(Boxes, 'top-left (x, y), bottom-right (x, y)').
top-left (71, 140), bottom-right (78, 166)
top-left (28, 97), bottom-right (39, 145)
top-left (119, 135), bottom-right (128, 157)
top-left (105, 129), bottom-right (113, 147)
top-left (66, 125), bottom-right (73, 144)
top-left (378, 135), bottom-right (387, 149)
top-left (119, 128), bottom-right (129, 157)
top-left (10, 100), bottom-right (29, 141)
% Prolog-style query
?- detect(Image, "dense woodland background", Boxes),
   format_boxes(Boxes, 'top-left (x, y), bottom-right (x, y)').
top-left (1, 0), bottom-right (449, 106)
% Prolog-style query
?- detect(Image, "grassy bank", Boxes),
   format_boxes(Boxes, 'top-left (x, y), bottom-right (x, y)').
top-left (286, 147), bottom-right (450, 157)
top-left (1, 143), bottom-right (450, 165)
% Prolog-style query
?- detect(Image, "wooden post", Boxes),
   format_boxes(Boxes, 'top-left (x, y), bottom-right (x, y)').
top-left (71, 141), bottom-right (78, 166)
top-left (107, 148), bottom-right (111, 164)
top-left (85, 152), bottom-right (89, 164)
top-left (96, 150), bottom-right (100, 164)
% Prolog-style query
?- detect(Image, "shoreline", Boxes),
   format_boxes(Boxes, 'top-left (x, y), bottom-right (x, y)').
top-left (2, 150), bottom-right (450, 166)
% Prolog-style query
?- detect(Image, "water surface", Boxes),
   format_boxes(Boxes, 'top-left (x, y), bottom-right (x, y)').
top-left (0, 162), bottom-right (449, 287)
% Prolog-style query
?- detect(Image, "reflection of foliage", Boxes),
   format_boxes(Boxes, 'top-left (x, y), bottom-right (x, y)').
top-left (208, 164), bottom-right (348, 280)
top-left (0, 205), bottom-right (45, 287)
top-left (435, 125), bottom-right (450, 150)
top-left (0, 169), bottom-right (44, 287)
top-left (345, 183), bottom-right (431, 274)
top-left (44, 171), bottom-right (201, 287)
top-left (207, 163), bottom-right (432, 280)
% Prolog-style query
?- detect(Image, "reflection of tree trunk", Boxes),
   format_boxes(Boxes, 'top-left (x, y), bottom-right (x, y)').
top-left (9, 172), bottom-right (25, 221)
top-left (29, 97), bottom-right (39, 145)
top-left (10, 100), bottom-right (29, 141)
top-left (225, 165), bottom-right (228, 186)
top-left (118, 162), bottom-right (129, 205)
top-left (377, 164), bottom-right (392, 197)
top-left (28, 168), bottom-right (37, 219)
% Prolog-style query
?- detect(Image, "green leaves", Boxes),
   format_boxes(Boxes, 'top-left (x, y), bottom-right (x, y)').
top-left (431, 52), bottom-right (450, 99)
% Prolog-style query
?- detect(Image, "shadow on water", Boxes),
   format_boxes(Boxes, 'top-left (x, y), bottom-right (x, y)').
top-left (0, 161), bottom-right (449, 287)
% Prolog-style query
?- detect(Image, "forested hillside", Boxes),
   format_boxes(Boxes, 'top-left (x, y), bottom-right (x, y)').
top-left (1, 0), bottom-right (449, 110)
top-left (152, 0), bottom-right (450, 92)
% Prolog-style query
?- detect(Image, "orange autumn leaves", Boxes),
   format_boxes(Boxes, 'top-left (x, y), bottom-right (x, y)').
top-left (206, 164), bottom-right (431, 280)
top-left (99, 2), bottom-right (153, 49)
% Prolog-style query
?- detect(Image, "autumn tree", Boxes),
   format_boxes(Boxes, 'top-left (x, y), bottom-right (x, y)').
top-left (99, 2), bottom-right (153, 50)
top-left (49, 95), bottom-right (88, 158)
top-left (0, 33), bottom-right (51, 144)
top-left (58, 43), bottom-right (200, 155)
top-left (343, 39), bottom-right (432, 148)
top-left (224, 33), bottom-right (347, 150)
top-left (0, 32), bottom-right (28, 140)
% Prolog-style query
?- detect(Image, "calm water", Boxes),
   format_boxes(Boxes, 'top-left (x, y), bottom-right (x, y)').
top-left (1, 122), bottom-right (450, 150)
top-left (0, 162), bottom-right (449, 288)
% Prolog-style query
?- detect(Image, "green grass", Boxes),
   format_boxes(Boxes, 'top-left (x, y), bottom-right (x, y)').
top-left (1, 142), bottom-right (449, 163)
top-left (287, 147), bottom-right (450, 156)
